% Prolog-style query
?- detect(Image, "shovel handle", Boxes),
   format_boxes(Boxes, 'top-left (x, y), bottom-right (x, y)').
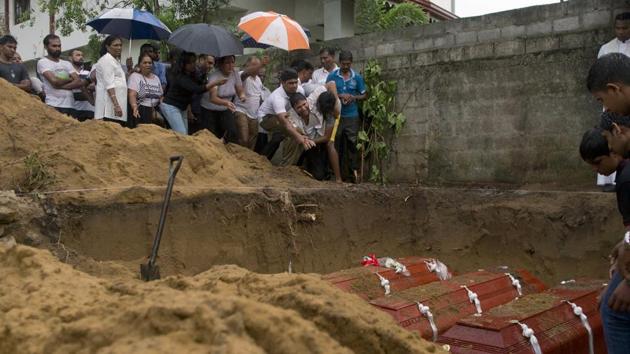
top-left (169, 155), bottom-right (184, 176)
top-left (147, 155), bottom-right (184, 269)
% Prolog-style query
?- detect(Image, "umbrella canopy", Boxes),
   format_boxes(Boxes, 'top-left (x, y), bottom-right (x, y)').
top-left (238, 11), bottom-right (310, 51)
top-left (87, 8), bottom-right (171, 40)
top-left (168, 24), bottom-right (244, 57)
top-left (241, 27), bottom-right (311, 49)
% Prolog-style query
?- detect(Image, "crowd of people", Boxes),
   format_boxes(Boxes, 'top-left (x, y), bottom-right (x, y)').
top-left (0, 33), bottom-right (367, 183)
top-left (579, 12), bottom-right (630, 354)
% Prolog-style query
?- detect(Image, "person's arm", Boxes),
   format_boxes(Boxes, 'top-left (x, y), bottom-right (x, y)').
top-left (278, 112), bottom-right (304, 141)
top-left (209, 85), bottom-right (236, 111)
top-left (240, 70), bottom-right (251, 82)
top-left (60, 72), bottom-right (84, 90)
top-left (616, 181), bottom-right (630, 278)
top-left (272, 97), bottom-right (315, 149)
top-left (178, 75), bottom-right (210, 95)
top-left (325, 81), bottom-right (338, 97)
top-left (327, 77), bottom-right (352, 103)
top-left (235, 71), bottom-right (245, 101)
top-left (41, 71), bottom-right (72, 88)
top-left (208, 77), bottom-right (227, 89)
top-left (13, 66), bottom-right (31, 92)
top-left (38, 60), bottom-right (72, 88)
top-left (346, 76), bottom-right (367, 103)
top-left (82, 84), bottom-right (95, 105)
top-left (126, 57), bottom-right (134, 74)
top-left (313, 130), bottom-right (331, 145)
top-left (608, 181), bottom-right (630, 311)
top-left (322, 119), bottom-right (342, 182)
top-left (157, 63), bottom-right (168, 90)
top-left (128, 89), bottom-right (140, 118)
top-left (15, 78), bottom-right (32, 93)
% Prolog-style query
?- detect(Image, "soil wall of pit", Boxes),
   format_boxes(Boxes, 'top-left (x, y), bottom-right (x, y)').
top-left (55, 186), bottom-right (620, 284)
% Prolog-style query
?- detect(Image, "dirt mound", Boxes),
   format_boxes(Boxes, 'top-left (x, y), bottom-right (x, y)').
top-left (0, 245), bottom-right (443, 354)
top-left (0, 80), bottom-right (315, 202)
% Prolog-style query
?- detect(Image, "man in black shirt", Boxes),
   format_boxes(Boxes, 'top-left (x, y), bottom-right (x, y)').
top-left (0, 35), bottom-right (30, 93)
top-left (596, 112), bottom-right (630, 353)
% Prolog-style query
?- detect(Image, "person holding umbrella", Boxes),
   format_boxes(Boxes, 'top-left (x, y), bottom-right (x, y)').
top-left (160, 51), bottom-right (225, 135)
top-left (94, 35), bottom-right (128, 125)
top-left (201, 55), bottom-right (245, 143)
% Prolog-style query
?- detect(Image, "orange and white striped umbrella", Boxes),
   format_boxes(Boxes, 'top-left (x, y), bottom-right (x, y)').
top-left (238, 11), bottom-right (310, 51)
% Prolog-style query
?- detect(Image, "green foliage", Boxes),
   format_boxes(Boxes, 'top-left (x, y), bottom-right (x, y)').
top-left (379, 3), bottom-right (429, 30)
top-left (171, 0), bottom-right (230, 23)
top-left (157, 7), bottom-right (186, 33)
top-left (37, 0), bottom-right (101, 36)
top-left (355, 0), bottom-right (385, 34)
top-left (84, 34), bottom-right (102, 63)
top-left (35, 0), bottom-right (231, 37)
top-left (16, 9), bottom-right (32, 25)
top-left (357, 60), bottom-right (406, 184)
top-left (16, 153), bottom-right (56, 193)
top-left (355, 0), bottom-right (429, 34)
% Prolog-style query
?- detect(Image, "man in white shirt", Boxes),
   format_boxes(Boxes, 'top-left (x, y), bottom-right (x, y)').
top-left (596, 12), bottom-right (630, 191)
top-left (69, 49), bottom-right (95, 121)
top-left (311, 48), bottom-right (338, 85)
top-left (599, 13), bottom-right (630, 58)
top-left (235, 56), bottom-right (264, 149)
top-left (36, 34), bottom-right (83, 116)
top-left (280, 86), bottom-right (342, 182)
top-left (258, 68), bottom-right (316, 159)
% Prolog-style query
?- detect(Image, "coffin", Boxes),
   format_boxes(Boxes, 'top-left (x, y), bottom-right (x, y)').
top-left (368, 270), bottom-right (546, 340)
top-left (323, 257), bottom-right (443, 300)
top-left (438, 281), bottom-right (607, 354)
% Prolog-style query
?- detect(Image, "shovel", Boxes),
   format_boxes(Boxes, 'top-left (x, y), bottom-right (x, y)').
top-left (140, 155), bottom-right (184, 281)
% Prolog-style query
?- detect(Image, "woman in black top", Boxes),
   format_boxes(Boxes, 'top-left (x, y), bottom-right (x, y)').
top-left (159, 51), bottom-right (222, 134)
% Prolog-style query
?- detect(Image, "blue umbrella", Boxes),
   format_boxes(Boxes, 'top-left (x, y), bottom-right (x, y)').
top-left (87, 8), bottom-right (171, 56)
top-left (241, 27), bottom-right (311, 49)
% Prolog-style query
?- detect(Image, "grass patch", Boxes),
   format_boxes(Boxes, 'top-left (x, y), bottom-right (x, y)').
top-left (15, 153), bottom-right (56, 193)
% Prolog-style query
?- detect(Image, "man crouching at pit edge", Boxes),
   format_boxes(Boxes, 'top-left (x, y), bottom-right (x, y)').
top-left (257, 69), bottom-right (316, 159)
top-left (282, 86), bottom-right (343, 182)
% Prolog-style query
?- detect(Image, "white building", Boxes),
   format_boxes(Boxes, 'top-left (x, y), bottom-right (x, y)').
top-left (1, 0), bottom-right (456, 65)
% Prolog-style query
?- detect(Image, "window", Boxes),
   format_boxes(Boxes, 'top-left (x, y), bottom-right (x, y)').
top-left (15, 0), bottom-right (30, 25)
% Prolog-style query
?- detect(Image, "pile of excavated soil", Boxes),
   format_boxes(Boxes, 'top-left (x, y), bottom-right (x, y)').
top-left (0, 79), bottom-right (316, 202)
top-left (0, 244), bottom-right (444, 354)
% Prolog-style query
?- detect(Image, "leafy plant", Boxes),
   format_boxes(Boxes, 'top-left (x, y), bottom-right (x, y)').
top-left (84, 33), bottom-right (102, 63)
top-left (355, 0), bottom-right (385, 34)
top-left (35, 0), bottom-right (231, 37)
top-left (379, 3), bottom-right (429, 30)
top-left (37, 0), bottom-right (100, 36)
top-left (16, 153), bottom-right (56, 193)
top-left (357, 60), bottom-right (406, 184)
top-left (171, 0), bottom-right (230, 23)
top-left (355, 0), bottom-right (429, 34)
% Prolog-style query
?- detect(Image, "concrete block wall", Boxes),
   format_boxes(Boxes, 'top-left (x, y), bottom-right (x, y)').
top-left (312, 0), bottom-right (630, 186)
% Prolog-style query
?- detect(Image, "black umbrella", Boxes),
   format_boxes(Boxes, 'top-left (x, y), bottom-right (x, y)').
top-left (168, 23), bottom-right (243, 57)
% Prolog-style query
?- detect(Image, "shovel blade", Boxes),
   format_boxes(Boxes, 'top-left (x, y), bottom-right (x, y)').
top-left (140, 263), bottom-right (161, 281)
